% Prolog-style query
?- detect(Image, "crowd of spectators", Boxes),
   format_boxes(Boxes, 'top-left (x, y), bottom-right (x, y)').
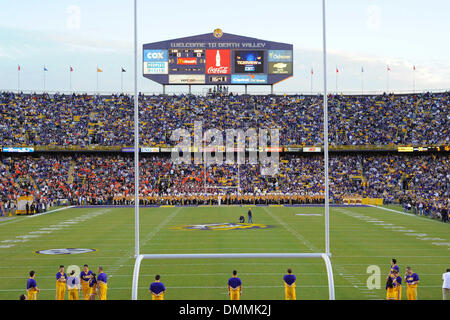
top-left (0, 91), bottom-right (448, 220)
top-left (0, 154), bottom-right (448, 220)
top-left (1, 91), bottom-right (448, 147)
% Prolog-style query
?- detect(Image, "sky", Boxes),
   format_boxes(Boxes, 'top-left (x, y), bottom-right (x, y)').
top-left (0, 0), bottom-right (449, 94)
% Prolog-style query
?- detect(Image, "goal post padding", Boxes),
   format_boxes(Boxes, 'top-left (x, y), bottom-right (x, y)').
top-left (131, 252), bottom-right (335, 300)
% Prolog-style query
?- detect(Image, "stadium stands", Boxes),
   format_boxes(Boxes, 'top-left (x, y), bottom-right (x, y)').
top-left (0, 91), bottom-right (448, 219)
top-left (1, 91), bottom-right (448, 147)
top-left (0, 154), bottom-right (448, 219)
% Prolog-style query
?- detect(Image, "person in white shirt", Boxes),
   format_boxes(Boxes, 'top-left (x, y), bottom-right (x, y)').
top-left (443, 268), bottom-right (450, 300)
top-left (67, 270), bottom-right (81, 300)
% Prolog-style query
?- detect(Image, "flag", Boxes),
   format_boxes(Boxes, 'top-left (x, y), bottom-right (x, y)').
top-left (336, 67), bottom-right (339, 73)
top-left (18, 65), bottom-right (21, 71)
top-left (311, 68), bottom-right (314, 75)
top-left (70, 66), bottom-right (73, 72)
top-left (97, 67), bottom-right (103, 72)
top-left (413, 65), bottom-right (416, 71)
top-left (361, 66), bottom-right (364, 73)
top-left (387, 66), bottom-right (391, 71)
top-left (44, 66), bottom-right (48, 71)
top-left (121, 67), bottom-right (126, 72)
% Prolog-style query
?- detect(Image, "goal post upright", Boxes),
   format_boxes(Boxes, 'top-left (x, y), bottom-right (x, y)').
top-left (131, 0), bottom-right (336, 300)
top-left (133, 0), bottom-right (140, 258)
top-left (322, 0), bottom-right (330, 255)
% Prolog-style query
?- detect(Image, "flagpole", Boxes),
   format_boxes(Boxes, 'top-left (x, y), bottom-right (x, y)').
top-left (386, 66), bottom-right (389, 93)
top-left (413, 66), bottom-right (416, 94)
top-left (69, 68), bottom-right (72, 92)
top-left (43, 66), bottom-right (46, 92)
top-left (310, 68), bottom-right (313, 95)
top-left (335, 66), bottom-right (338, 93)
top-left (121, 69), bottom-right (123, 92)
top-left (17, 66), bottom-right (20, 93)
top-left (96, 65), bottom-right (99, 94)
top-left (361, 67), bottom-right (364, 95)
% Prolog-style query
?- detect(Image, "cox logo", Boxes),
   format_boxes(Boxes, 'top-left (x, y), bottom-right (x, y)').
top-left (144, 50), bottom-right (167, 62)
top-left (147, 52), bottom-right (163, 59)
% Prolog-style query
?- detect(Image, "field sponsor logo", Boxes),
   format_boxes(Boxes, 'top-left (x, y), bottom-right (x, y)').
top-left (35, 248), bottom-right (96, 255)
top-left (206, 50), bottom-right (231, 74)
top-left (268, 50), bottom-right (293, 62)
top-left (172, 223), bottom-right (274, 231)
top-left (231, 74), bottom-right (267, 84)
top-left (143, 49), bottom-right (168, 62)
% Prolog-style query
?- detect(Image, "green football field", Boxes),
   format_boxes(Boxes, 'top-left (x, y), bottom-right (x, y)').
top-left (0, 205), bottom-right (448, 300)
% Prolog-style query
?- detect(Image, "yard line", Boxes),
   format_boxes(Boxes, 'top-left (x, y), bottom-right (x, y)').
top-left (262, 207), bottom-right (375, 299)
top-left (108, 207), bottom-right (182, 278)
top-left (262, 207), bottom-right (318, 252)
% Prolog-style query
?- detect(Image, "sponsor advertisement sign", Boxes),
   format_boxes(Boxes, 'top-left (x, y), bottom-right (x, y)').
top-left (268, 50), bottom-right (293, 62)
top-left (205, 49), bottom-right (231, 74)
top-left (234, 50), bottom-right (264, 73)
top-left (177, 57), bottom-right (198, 65)
top-left (231, 74), bottom-right (267, 84)
top-left (143, 49), bottom-right (168, 62)
top-left (303, 147), bottom-right (321, 152)
top-left (141, 147), bottom-right (160, 153)
top-left (285, 147), bottom-right (302, 152)
top-left (208, 75), bottom-right (228, 83)
top-left (143, 61), bottom-right (168, 74)
top-left (269, 62), bottom-right (293, 74)
top-left (169, 74), bottom-right (205, 84)
top-left (2, 147), bottom-right (34, 153)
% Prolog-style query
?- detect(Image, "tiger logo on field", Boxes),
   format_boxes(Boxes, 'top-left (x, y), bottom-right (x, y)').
top-left (172, 223), bottom-right (273, 231)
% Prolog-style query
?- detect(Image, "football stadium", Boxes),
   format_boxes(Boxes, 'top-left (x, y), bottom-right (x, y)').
top-left (0, 0), bottom-right (449, 308)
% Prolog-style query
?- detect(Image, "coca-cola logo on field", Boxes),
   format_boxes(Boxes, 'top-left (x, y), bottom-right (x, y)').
top-left (206, 49), bottom-right (230, 74)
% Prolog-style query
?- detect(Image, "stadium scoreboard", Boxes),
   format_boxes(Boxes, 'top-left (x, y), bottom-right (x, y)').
top-left (143, 29), bottom-right (293, 85)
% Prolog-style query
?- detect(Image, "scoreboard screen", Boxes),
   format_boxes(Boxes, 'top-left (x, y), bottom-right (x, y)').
top-left (168, 49), bottom-right (205, 74)
top-left (143, 30), bottom-right (293, 85)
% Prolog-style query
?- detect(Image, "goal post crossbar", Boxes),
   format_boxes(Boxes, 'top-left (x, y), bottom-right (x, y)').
top-left (131, 252), bottom-right (335, 300)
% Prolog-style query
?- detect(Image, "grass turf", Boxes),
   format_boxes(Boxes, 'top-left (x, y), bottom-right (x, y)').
top-left (0, 205), bottom-right (448, 300)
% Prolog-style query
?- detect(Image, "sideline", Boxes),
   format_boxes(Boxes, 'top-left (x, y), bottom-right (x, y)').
top-left (369, 205), bottom-right (447, 225)
top-left (26, 206), bottom-right (75, 219)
